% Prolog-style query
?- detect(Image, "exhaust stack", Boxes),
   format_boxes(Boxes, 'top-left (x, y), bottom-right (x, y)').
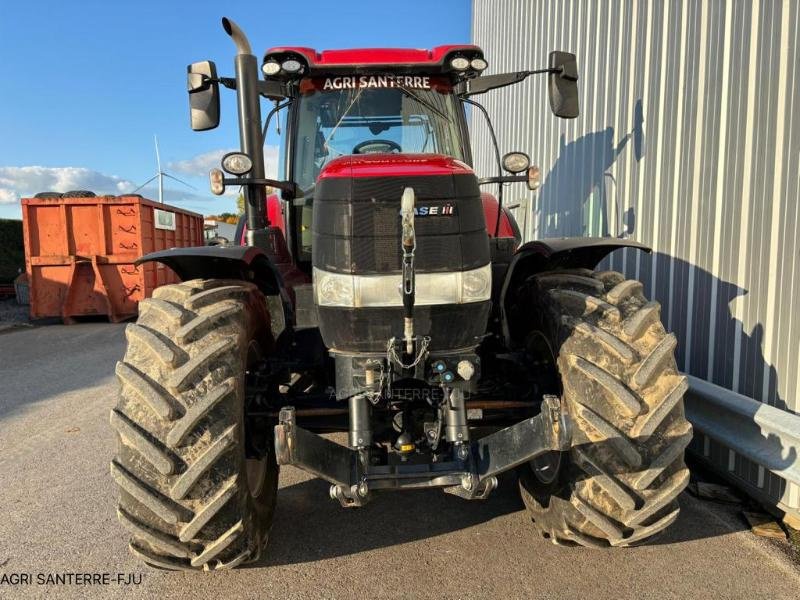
top-left (221, 17), bottom-right (269, 249)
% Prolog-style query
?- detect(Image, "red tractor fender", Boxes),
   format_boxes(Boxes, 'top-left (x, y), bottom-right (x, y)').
top-left (498, 237), bottom-right (652, 347)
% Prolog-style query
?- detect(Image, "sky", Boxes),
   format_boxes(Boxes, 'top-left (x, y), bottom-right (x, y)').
top-left (0, 0), bottom-right (470, 219)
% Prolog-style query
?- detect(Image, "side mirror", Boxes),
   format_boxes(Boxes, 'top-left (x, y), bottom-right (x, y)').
top-left (548, 51), bottom-right (579, 119)
top-left (187, 61), bottom-right (220, 131)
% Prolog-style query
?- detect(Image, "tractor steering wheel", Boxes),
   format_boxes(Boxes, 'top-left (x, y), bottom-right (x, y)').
top-left (353, 139), bottom-right (402, 154)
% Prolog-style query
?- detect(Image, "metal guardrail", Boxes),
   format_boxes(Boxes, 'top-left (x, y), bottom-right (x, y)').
top-left (684, 375), bottom-right (800, 521)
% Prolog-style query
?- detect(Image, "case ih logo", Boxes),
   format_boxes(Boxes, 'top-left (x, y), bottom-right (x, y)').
top-left (414, 204), bottom-right (455, 216)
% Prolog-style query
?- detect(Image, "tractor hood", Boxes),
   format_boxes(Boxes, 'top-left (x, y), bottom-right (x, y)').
top-left (317, 153), bottom-right (475, 181)
top-left (311, 152), bottom-right (491, 353)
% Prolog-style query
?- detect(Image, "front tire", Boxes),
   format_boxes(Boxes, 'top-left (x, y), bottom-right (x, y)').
top-left (518, 269), bottom-right (692, 547)
top-left (111, 279), bottom-right (278, 570)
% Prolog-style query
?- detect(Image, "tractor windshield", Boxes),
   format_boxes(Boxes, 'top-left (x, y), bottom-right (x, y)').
top-left (292, 76), bottom-right (467, 192)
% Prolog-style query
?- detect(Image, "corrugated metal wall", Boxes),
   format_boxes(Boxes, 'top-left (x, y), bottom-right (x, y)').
top-left (471, 0), bottom-right (800, 514)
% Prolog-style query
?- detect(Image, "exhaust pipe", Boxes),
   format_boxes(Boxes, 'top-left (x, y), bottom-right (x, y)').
top-left (221, 17), bottom-right (269, 249)
top-left (221, 17), bottom-right (252, 55)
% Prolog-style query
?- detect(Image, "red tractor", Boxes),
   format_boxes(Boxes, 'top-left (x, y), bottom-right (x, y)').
top-left (111, 18), bottom-right (691, 570)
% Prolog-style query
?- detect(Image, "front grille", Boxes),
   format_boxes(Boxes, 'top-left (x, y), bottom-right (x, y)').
top-left (313, 173), bottom-right (489, 275)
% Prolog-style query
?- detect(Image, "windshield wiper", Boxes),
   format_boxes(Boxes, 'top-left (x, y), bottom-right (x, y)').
top-left (325, 87), bottom-right (365, 146)
top-left (392, 80), bottom-right (449, 121)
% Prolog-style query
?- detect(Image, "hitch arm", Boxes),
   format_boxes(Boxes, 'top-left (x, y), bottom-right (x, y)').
top-left (472, 395), bottom-right (570, 482)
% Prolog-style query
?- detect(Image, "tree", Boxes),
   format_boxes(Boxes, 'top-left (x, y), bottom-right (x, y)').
top-left (235, 193), bottom-right (245, 215)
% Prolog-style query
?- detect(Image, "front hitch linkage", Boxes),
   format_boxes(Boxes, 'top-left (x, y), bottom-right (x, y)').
top-left (274, 395), bottom-right (571, 507)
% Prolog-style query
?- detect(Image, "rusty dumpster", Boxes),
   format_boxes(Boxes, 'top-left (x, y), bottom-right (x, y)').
top-left (21, 195), bottom-right (203, 323)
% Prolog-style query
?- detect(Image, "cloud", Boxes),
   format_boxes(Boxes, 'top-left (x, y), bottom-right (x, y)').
top-left (168, 149), bottom-right (230, 178)
top-left (168, 146), bottom-right (280, 179)
top-left (0, 166), bottom-right (135, 204)
top-left (135, 187), bottom-right (241, 218)
top-left (0, 165), bottom-right (227, 218)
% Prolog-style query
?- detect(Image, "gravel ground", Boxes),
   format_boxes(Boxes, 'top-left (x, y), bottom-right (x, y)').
top-left (0, 298), bottom-right (29, 331)
top-left (0, 323), bottom-right (798, 600)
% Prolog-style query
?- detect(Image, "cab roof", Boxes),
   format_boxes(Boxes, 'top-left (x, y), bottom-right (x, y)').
top-left (263, 45), bottom-right (484, 75)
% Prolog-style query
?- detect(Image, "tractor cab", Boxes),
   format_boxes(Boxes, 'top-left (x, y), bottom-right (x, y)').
top-left (261, 46), bottom-right (488, 272)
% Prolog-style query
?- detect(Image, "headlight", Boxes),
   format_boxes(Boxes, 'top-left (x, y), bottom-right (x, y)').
top-left (450, 57), bottom-right (470, 71)
top-left (314, 269), bottom-right (355, 307)
top-left (262, 60), bottom-right (281, 76)
top-left (470, 57), bottom-right (488, 71)
top-left (502, 152), bottom-right (530, 173)
top-left (221, 152), bottom-right (253, 175)
top-left (313, 265), bottom-right (491, 308)
top-left (281, 59), bottom-right (303, 73)
top-left (461, 265), bottom-right (491, 301)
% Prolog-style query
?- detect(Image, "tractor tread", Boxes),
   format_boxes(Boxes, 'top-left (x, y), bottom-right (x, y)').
top-left (573, 403), bottom-right (643, 467)
top-left (622, 301), bottom-right (661, 340)
top-left (573, 450), bottom-right (637, 511)
top-left (567, 355), bottom-right (641, 416)
top-left (168, 338), bottom-right (236, 392)
top-left (624, 422), bottom-right (692, 490)
top-left (114, 362), bottom-right (176, 420)
top-left (179, 477), bottom-right (239, 542)
top-left (110, 409), bottom-right (175, 475)
top-left (624, 469), bottom-right (689, 527)
top-left (616, 507), bottom-right (680, 546)
top-left (186, 285), bottom-right (252, 311)
top-left (632, 333), bottom-right (677, 390)
top-left (124, 323), bottom-right (180, 367)
top-left (631, 376), bottom-right (688, 438)
top-left (191, 520), bottom-right (244, 568)
top-left (606, 280), bottom-right (643, 305)
top-left (594, 270), bottom-right (626, 286)
top-left (176, 303), bottom-right (240, 344)
top-left (112, 279), bottom-right (278, 571)
top-left (138, 298), bottom-right (188, 325)
top-left (169, 424), bottom-right (237, 501)
top-left (129, 543), bottom-right (193, 571)
top-left (519, 269), bottom-right (690, 548)
top-left (167, 378), bottom-right (235, 447)
top-left (110, 461), bottom-right (188, 524)
top-left (117, 508), bottom-right (192, 558)
top-left (570, 319), bottom-right (636, 364)
top-left (548, 289), bottom-right (621, 322)
top-left (571, 493), bottom-right (625, 540)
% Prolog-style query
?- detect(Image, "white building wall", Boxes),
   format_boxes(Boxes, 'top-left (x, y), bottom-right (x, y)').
top-left (471, 0), bottom-right (800, 516)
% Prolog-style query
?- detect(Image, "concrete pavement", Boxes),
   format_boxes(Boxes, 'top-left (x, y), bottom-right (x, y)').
top-left (0, 323), bottom-right (798, 599)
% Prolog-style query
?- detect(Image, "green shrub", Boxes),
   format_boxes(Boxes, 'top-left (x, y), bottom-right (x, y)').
top-left (0, 219), bottom-right (24, 283)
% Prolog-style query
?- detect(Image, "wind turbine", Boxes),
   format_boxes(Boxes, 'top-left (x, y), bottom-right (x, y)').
top-left (132, 135), bottom-right (196, 203)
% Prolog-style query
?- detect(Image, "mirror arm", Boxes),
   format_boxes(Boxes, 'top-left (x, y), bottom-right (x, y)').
top-left (459, 67), bottom-right (559, 97)
top-left (192, 77), bottom-right (289, 101)
top-left (477, 175), bottom-right (528, 185)
top-left (224, 177), bottom-right (297, 198)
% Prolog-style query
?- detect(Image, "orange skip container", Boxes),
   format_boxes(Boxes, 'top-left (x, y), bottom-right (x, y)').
top-left (21, 195), bottom-right (203, 323)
